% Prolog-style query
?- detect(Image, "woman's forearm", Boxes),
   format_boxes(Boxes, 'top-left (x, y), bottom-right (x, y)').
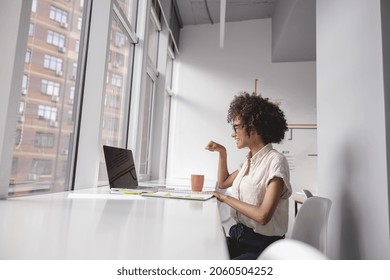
top-left (217, 149), bottom-right (230, 188)
top-left (206, 141), bottom-right (237, 188)
top-left (214, 179), bottom-right (284, 225)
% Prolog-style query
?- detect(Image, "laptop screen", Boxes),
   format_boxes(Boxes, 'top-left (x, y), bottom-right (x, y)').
top-left (103, 145), bottom-right (138, 188)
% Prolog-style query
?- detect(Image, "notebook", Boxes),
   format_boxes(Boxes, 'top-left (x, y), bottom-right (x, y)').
top-left (142, 191), bottom-right (214, 201)
top-left (103, 145), bottom-right (160, 194)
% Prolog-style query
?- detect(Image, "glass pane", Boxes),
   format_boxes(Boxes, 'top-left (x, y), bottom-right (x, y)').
top-left (147, 15), bottom-right (159, 67)
top-left (98, 13), bottom-right (134, 183)
top-left (139, 73), bottom-right (155, 175)
top-left (9, 0), bottom-right (88, 196)
top-left (171, 5), bottom-right (180, 48)
top-left (166, 48), bottom-right (174, 90)
top-left (116, 0), bottom-right (138, 27)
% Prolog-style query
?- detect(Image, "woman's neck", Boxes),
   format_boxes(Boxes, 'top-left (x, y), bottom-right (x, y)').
top-left (248, 141), bottom-right (266, 158)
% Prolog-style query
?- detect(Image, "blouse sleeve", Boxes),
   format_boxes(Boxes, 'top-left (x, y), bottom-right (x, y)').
top-left (266, 154), bottom-right (292, 199)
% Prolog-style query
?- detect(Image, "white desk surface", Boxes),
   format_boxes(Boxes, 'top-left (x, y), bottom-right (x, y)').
top-left (0, 186), bottom-right (228, 260)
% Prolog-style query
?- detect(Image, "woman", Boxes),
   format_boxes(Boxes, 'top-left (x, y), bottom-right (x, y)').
top-left (205, 92), bottom-right (292, 260)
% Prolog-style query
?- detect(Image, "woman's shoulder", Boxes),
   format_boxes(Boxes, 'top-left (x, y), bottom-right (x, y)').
top-left (267, 147), bottom-right (285, 158)
top-left (267, 148), bottom-right (289, 165)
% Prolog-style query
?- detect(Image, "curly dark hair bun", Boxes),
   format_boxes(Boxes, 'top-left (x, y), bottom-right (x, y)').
top-left (227, 92), bottom-right (288, 144)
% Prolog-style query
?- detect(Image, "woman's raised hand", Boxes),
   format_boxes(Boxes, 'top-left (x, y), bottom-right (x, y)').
top-left (205, 141), bottom-right (226, 153)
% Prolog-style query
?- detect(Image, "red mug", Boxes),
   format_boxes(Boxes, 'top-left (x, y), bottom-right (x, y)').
top-left (191, 174), bottom-right (204, 192)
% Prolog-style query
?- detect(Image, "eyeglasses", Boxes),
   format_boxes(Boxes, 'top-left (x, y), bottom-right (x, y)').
top-left (232, 123), bottom-right (244, 133)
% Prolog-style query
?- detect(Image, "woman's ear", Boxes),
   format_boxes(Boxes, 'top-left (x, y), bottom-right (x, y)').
top-left (248, 126), bottom-right (258, 137)
top-left (249, 126), bottom-right (257, 134)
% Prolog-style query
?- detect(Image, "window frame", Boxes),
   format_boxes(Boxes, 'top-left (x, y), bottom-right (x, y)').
top-left (1, 0), bottom-right (181, 198)
top-left (96, 0), bottom-right (139, 185)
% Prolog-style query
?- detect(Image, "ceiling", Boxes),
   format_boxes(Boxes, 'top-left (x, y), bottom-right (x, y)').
top-left (176, 0), bottom-right (277, 25)
top-left (174, 0), bottom-right (316, 62)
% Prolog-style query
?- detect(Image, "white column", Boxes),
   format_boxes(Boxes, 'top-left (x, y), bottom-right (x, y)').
top-left (73, 0), bottom-right (112, 189)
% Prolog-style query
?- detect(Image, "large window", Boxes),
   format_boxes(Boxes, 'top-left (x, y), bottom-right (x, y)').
top-left (4, 0), bottom-right (181, 196)
top-left (147, 7), bottom-right (161, 67)
top-left (8, 0), bottom-right (90, 196)
top-left (137, 3), bottom-right (161, 178)
top-left (139, 72), bottom-right (156, 175)
top-left (161, 39), bottom-right (176, 174)
top-left (98, 1), bottom-right (138, 183)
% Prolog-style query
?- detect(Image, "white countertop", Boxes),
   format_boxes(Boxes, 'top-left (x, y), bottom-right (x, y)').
top-left (0, 187), bottom-right (228, 259)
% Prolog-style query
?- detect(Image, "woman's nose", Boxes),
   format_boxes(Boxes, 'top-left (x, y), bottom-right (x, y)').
top-left (231, 131), bottom-right (236, 138)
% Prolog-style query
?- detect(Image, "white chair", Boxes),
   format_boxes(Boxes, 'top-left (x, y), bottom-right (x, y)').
top-left (258, 239), bottom-right (328, 260)
top-left (302, 189), bottom-right (314, 198)
top-left (290, 196), bottom-right (332, 255)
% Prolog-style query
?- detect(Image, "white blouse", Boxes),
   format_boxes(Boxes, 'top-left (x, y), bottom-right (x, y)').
top-left (230, 143), bottom-right (292, 236)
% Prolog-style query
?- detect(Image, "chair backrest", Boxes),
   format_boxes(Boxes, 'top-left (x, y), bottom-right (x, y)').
top-left (291, 196), bottom-right (332, 254)
top-left (258, 239), bottom-right (328, 260)
top-left (303, 189), bottom-right (314, 198)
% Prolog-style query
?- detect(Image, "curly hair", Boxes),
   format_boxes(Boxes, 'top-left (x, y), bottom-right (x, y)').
top-left (227, 92), bottom-right (288, 144)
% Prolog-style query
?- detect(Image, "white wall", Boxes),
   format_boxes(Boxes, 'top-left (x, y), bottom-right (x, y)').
top-left (317, 0), bottom-right (390, 259)
top-left (167, 19), bottom-right (316, 193)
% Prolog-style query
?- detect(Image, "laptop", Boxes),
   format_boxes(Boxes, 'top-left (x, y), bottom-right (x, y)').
top-left (103, 145), bottom-right (160, 194)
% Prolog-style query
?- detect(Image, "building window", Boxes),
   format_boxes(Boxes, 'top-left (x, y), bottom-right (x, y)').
top-left (77, 17), bottom-right (82, 30)
top-left (22, 74), bottom-right (29, 90)
top-left (113, 53), bottom-right (124, 67)
top-left (31, 159), bottom-right (53, 175)
top-left (41, 79), bottom-right (60, 96)
top-left (37, 105), bottom-right (57, 121)
top-left (32, 0), bottom-right (37, 13)
top-left (29, 23), bottom-right (35, 37)
top-left (49, 6), bottom-right (68, 26)
top-left (34, 132), bottom-right (55, 148)
top-left (115, 32), bottom-right (126, 48)
top-left (69, 87), bottom-right (75, 104)
top-left (111, 74), bottom-right (122, 87)
top-left (19, 102), bottom-right (25, 115)
top-left (71, 63), bottom-right (77, 79)
top-left (25, 49), bottom-right (31, 64)
top-left (106, 94), bottom-right (121, 109)
top-left (47, 30), bottom-right (65, 48)
top-left (43, 55), bottom-right (63, 72)
top-left (15, 129), bottom-right (22, 146)
top-left (75, 40), bottom-right (80, 53)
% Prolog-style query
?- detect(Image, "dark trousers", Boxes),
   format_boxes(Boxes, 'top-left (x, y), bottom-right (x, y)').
top-left (227, 223), bottom-right (284, 260)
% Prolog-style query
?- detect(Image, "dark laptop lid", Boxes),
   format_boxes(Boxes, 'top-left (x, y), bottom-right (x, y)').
top-left (103, 145), bottom-right (138, 188)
